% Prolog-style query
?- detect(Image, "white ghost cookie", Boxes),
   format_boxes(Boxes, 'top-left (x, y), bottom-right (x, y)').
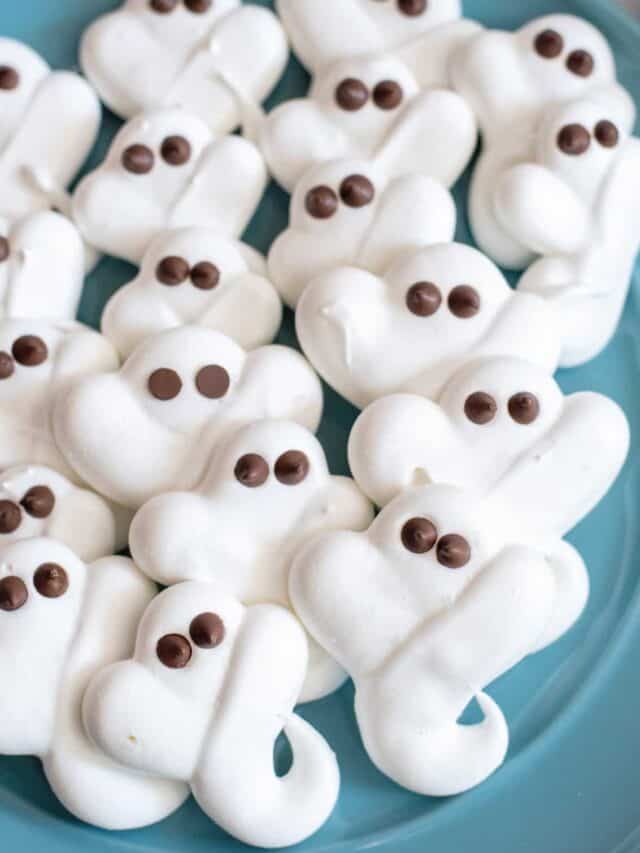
top-left (260, 55), bottom-right (476, 192)
top-left (296, 243), bottom-right (561, 409)
top-left (290, 484), bottom-right (589, 797)
top-left (81, 0), bottom-right (288, 135)
top-left (268, 158), bottom-right (456, 307)
top-left (83, 581), bottom-right (340, 848)
top-left (450, 14), bottom-right (635, 269)
top-left (72, 108), bottom-right (267, 264)
top-left (53, 326), bottom-right (323, 510)
top-left (102, 227), bottom-right (282, 359)
top-left (130, 419), bottom-right (373, 702)
top-left (0, 538), bottom-right (188, 828)
top-left (0, 318), bottom-right (118, 480)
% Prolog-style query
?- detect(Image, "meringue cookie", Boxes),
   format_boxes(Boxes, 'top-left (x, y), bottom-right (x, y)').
top-left (450, 13), bottom-right (635, 269)
top-left (83, 581), bottom-right (340, 848)
top-left (72, 108), bottom-right (267, 264)
top-left (102, 227), bottom-right (282, 359)
top-left (268, 159), bottom-right (456, 307)
top-left (296, 243), bottom-right (561, 409)
top-left (0, 318), bottom-right (118, 480)
top-left (129, 419), bottom-right (373, 702)
top-left (53, 326), bottom-right (323, 510)
top-left (0, 538), bottom-right (188, 828)
top-left (290, 484), bottom-right (588, 797)
top-left (81, 1), bottom-right (288, 135)
top-left (260, 55), bottom-right (476, 192)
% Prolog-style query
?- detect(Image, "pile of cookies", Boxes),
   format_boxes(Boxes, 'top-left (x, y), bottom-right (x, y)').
top-left (0, 1), bottom-right (636, 848)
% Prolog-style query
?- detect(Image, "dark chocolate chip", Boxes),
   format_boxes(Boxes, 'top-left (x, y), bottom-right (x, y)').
top-left (189, 612), bottom-right (225, 649)
top-left (401, 517), bottom-right (437, 554)
top-left (534, 29), bottom-right (564, 59)
top-left (235, 453), bottom-right (269, 488)
top-left (275, 451), bottom-right (310, 485)
top-left (156, 256), bottom-right (190, 286)
top-left (0, 353), bottom-right (13, 380)
top-left (406, 282), bottom-right (441, 317)
top-left (12, 335), bottom-right (48, 367)
top-left (0, 576), bottom-right (27, 611)
top-left (0, 66), bottom-right (19, 91)
top-left (595, 119), bottom-right (619, 148)
top-left (340, 174), bottom-right (375, 208)
top-left (437, 534), bottom-right (470, 569)
top-left (335, 78), bottom-right (369, 111)
top-left (161, 135), bottom-right (191, 166)
top-left (398, 0), bottom-right (427, 16)
top-left (373, 80), bottom-right (403, 110)
top-left (191, 261), bottom-right (220, 290)
top-left (0, 237), bottom-right (9, 262)
top-left (148, 368), bottom-right (182, 401)
top-left (305, 186), bottom-right (339, 219)
top-left (567, 49), bottom-right (594, 77)
top-left (157, 634), bottom-right (192, 668)
top-left (195, 365), bottom-right (230, 399)
top-left (149, 0), bottom-right (178, 11)
top-left (33, 563), bottom-right (69, 598)
top-left (122, 144), bottom-right (155, 175)
top-left (464, 392), bottom-right (497, 425)
top-left (557, 123), bottom-right (591, 155)
top-left (448, 285), bottom-right (480, 318)
top-left (508, 392), bottom-right (540, 425)
top-left (21, 486), bottom-right (55, 519)
top-left (184, 0), bottom-right (212, 11)
top-left (0, 501), bottom-right (21, 534)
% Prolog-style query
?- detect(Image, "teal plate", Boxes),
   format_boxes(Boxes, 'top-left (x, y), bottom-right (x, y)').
top-left (1, 1), bottom-right (640, 851)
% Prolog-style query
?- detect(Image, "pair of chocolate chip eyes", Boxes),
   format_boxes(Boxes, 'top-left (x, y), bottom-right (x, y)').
top-left (305, 175), bottom-right (375, 219)
top-left (148, 365), bottom-right (230, 401)
top-left (406, 282), bottom-right (481, 319)
top-left (0, 335), bottom-right (49, 380)
top-left (122, 135), bottom-right (191, 175)
top-left (234, 451), bottom-right (310, 488)
top-left (534, 29), bottom-right (594, 77)
top-left (0, 486), bottom-right (56, 535)
top-left (371, 0), bottom-right (428, 16)
top-left (335, 78), bottom-right (404, 112)
top-left (465, 391), bottom-right (540, 426)
top-left (0, 65), bottom-right (19, 91)
top-left (401, 518), bottom-right (471, 568)
top-left (150, 0), bottom-right (212, 13)
top-left (156, 256), bottom-right (220, 290)
top-left (157, 612), bottom-right (225, 669)
top-left (0, 563), bottom-right (69, 612)
top-left (557, 120), bottom-right (619, 156)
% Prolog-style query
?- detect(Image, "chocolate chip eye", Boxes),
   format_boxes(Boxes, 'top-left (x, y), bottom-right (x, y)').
top-left (235, 453), bottom-right (269, 488)
top-left (508, 392), bottom-right (540, 425)
top-left (0, 576), bottom-right (27, 611)
top-left (161, 135), bottom-right (192, 166)
top-left (122, 144), bottom-right (155, 175)
top-left (149, 0), bottom-right (178, 11)
top-left (12, 335), bottom-right (48, 367)
top-left (0, 501), bottom-right (21, 534)
top-left (195, 365), bottom-right (230, 399)
top-left (398, 0), bottom-right (427, 16)
top-left (437, 534), bottom-right (470, 569)
top-left (448, 285), bottom-right (480, 319)
top-left (373, 80), bottom-right (403, 110)
top-left (557, 123), bottom-right (591, 156)
top-left (595, 120), bottom-right (619, 148)
top-left (401, 517), bottom-right (437, 554)
top-left (33, 563), bottom-right (68, 598)
top-left (191, 261), bottom-right (220, 290)
top-left (406, 282), bottom-right (441, 317)
top-left (335, 78), bottom-right (369, 111)
top-left (305, 186), bottom-right (339, 219)
top-left (340, 174), bottom-right (375, 208)
top-left (0, 66), bottom-right (19, 91)
top-left (189, 612), bottom-right (225, 649)
top-left (148, 368), bottom-right (182, 400)
top-left (0, 352), bottom-right (13, 380)
top-left (157, 634), bottom-right (192, 668)
top-left (275, 451), bottom-right (310, 486)
top-left (465, 392), bottom-right (497, 425)
top-left (21, 486), bottom-right (55, 519)
top-left (185, 0), bottom-right (212, 11)
top-left (567, 49), bottom-right (594, 77)
top-left (156, 256), bottom-right (190, 286)
top-left (534, 29), bottom-right (564, 59)
top-left (0, 237), bottom-right (9, 262)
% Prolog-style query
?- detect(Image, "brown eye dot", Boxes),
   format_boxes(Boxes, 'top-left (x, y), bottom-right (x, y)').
top-left (464, 392), bottom-right (497, 425)
top-left (185, 0), bottom-right (212, 11)
top-left (0, 237), bottom-right (9, 262)
top-left (235, 453), bottom-right (269, 488)
top-left (12, 335), bottom-right (48, 367)
top-left (401, 517), bottom-right (437, 554)
top-left (534, 29), bottom-right (564, 59)
top-left (398, 0), bottom-right (427, 16)
top-left (340, 174), bottom-right (375, 208)
top-left (0, 66), bottom-right (19, 91)
top-left (191, 261), bottom-right (220, 291)
top-left (149, 0), bottom-right (178, 11)
top-left (305, 186), bottom-right (339, 219)
top-left (437, 534), bottom-right (470, 569)
top-left (148, 368), bottom-right (182, 401)
top-left (0, 352), bottom-right (13, 380)
top-left (161, 135), bottom-right (192, 166)
top-left (195, 364), bottom-right (230, 399)
top-left (406, 282), bottom-right (441, 317)
top-left (156, 256), bottom-right (190, 286)
top-left (189, 612), bottom-right (225, 648)
top-left (595, 120), bottom-right (619, 148)
top-left (508, 392), bottom-right (540, 425)
top-left (449, 285), bottom-right (480, 319)
top-left (335, 78), bottom-right (369, 111)
top-left (275, 451), bottom-right (310, 485)
top-left (567, 49), bottom-right (594, 77)
top-left (122, 144), bottom-right (155, 175)
top-left (21, 486), bottom-right (55, 519)
top-left (157, 634), bottom-right (192, 668)
top-left (557, 123), bottom-right (591, 156)
top-left (0, 501), bottom-right (21, 534)
top-left (0, 576), bottom-right (27, 611)
top-left (33, 563), bottom-right (68, 598)
top-left (373, 80), bottom-right (403, 110)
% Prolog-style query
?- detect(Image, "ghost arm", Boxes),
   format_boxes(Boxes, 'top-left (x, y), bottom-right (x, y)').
top-left (198, 271), bottom-right (282, 350)
top-left (396, 19), bottom-right (483, 88)
top-left (101, 283), bottom-right (184, 360)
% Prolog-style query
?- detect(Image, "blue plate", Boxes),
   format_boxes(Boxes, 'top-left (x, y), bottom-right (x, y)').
top-left (2, 1), bottom-right (640, 851)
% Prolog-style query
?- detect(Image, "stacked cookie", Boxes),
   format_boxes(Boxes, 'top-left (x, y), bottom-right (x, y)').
top-left (0, 2), bottom-right (635, 849)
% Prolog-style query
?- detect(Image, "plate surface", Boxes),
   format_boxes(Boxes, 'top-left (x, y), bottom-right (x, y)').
top-left (1, 1), bottom-right (640, 851)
